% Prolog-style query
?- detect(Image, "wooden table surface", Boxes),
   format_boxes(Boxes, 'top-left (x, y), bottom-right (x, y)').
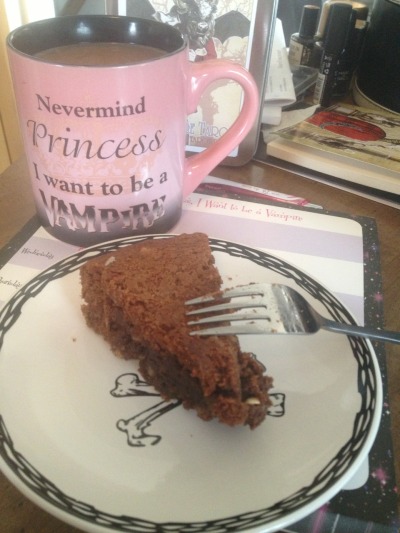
top-left (0, 156), bottom-right (399, 532)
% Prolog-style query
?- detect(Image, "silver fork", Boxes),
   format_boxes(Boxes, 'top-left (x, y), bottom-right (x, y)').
top-left (185, 283), bottom-right (400, 344)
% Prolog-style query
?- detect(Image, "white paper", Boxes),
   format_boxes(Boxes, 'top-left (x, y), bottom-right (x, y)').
top-left (263, 19), bottom-right (296, 125)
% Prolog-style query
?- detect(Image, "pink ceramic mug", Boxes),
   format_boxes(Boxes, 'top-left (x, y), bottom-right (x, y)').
top-left (7, 15), bottom-right (259, 246)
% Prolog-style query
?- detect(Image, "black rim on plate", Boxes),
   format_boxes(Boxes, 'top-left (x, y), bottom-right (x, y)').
top-left (0, 235), bottom-right (379, 532)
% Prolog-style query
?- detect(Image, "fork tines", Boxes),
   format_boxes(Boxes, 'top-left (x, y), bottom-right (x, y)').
top-left (185, 283), bottom-right (271, 336)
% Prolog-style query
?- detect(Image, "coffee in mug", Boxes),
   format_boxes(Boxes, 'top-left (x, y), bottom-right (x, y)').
top-left (7, 16), bottom-right (259, 246)
top-left (35, 42), bottom-right (167, 66)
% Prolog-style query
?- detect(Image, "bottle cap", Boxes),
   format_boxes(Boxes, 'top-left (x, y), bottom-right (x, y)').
top-left (351, 2), bottom-right (369, 20)
top-left (299, 5), bottom-right (320, 39)
top-left (324, 3), bottom-right (353, 54)
top-left (315, 0), bottom-right (367, 39)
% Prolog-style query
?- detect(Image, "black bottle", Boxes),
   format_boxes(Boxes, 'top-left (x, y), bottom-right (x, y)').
top-left (313, 2), bottom-right (354, 106)
top-left (288, 5), bottom-right (320, 67)
top-left (333, 3), bottom-right (369, 97)
top-left (311, 1), bottom-right (369, 73)
top-left (332, 9), bottom-right (357, 97)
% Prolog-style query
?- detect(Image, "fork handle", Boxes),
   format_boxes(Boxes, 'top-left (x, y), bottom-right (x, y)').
top-left (322, 319), bottom-right (400, 344)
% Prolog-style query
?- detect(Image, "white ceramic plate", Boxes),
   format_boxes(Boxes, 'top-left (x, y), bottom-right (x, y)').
top-left (0, 235), bottom-right (382, 533)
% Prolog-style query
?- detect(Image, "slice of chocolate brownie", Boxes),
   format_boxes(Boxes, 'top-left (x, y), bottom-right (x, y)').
top-left (80, 233), bottom-right (272, 428)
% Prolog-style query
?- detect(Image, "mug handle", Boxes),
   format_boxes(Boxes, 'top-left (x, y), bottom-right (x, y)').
top-left (183, 59), bottom-right (259, 197)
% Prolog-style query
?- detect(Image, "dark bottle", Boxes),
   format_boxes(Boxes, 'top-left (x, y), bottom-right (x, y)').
top-left (288, 5), bottom-right (320, 67)
top-left (311, 1), bottom-right (369, 73)
top-left (313, 2), bottom-right (354, 106)
top-left (350, 4), bottom-right (369, 74)
top-left (332, 9), bottom-right (357, 97)
top-left (333, 3), bottom-right (369, 97)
